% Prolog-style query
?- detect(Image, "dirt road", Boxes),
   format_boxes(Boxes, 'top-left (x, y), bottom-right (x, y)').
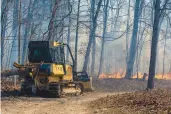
top-left (2, 79), bottom-right (171, 114)
top-left (1, 92), bottom-right (119, 114)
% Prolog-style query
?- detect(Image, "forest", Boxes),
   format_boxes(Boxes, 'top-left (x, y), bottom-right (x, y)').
top-left (1, 0), bottom-right (171, 87)
top-left (1, 0), bottom-right (171, 113)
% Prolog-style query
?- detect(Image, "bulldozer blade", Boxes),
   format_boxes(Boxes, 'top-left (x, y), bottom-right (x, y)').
top-left (84, 88), bottom-right (94, 92)
top-left (76, 72), bottom-right (94, 92)
top-left (81, 76), bottom-right (94, 92)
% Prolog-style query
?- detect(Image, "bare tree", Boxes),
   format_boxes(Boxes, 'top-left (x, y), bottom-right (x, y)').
top-left (82, 0), bottom-right (103, 72)
top-left (22, 0), bottom-right (37, 64)
top-left (147, 0), bottom-right (170, 89)
top-left (66, 0), bottom-right (72, 61)
top-left (125, 0), bottom-right (131, 63)
top-left (74, 0), bottom-right (81, 71)
top-left (17, 0), bottom-right (21, 64)
top-left (8, 0), bottom-right (19, 68)
top-left (125, 0), bottom-right (141, 79)
top-left (162, 20), bottom-right (169, 78)
top-left (98, 0), bottom-right (109, 76)
top-left (1, 0), bottom-right (10, 70)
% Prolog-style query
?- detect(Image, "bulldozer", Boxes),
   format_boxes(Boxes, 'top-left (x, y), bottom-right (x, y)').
top-left (13, 41), bottom-right (93, 97)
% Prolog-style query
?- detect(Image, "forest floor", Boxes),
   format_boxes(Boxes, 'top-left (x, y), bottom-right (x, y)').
top-left (1, 78), bottom-right (171, 114)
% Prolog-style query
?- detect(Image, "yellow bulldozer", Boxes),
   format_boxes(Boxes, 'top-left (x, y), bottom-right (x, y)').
top-left (13, 41), bottom-right (93, 97)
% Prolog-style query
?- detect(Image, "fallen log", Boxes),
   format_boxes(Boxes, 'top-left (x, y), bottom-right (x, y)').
top-left (1, 70), bottom-right (18, 77)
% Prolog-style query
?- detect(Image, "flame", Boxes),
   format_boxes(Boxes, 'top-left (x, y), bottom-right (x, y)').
top-left (99, 71), bottom-right (171, 80)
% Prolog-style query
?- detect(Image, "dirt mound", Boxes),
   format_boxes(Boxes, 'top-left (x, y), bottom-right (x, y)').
top-left (89, 88), bottom-right (171, 114)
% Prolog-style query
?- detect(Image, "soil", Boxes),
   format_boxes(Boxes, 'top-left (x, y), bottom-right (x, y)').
top-left (1, 92), bottom-right (119, 114)
top-left (1, 78), bottom-right (171, 114)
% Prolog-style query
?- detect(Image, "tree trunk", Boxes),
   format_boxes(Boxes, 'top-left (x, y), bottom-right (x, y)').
top-left (162, 20), bottom-right (168, 78)
top-left (21, 0), bottom-right (32, 64)
top-left (74, 0), bottom-right (81, 71)
top-left (125, 0), bottom-right (141, 79)
top-left (147, 0), bottom-right (160, 89)
top-left (47, 0), bottom-right (60, 41)
top-left (18, 0), bottom-right (22, 64)
top-left (1, 0), bottom-right (9, 70)
top-left (169, 61), bottom-right (171, 72)
top-left (136, 26), bottom-right (146, 77)
top-left (66, 7), bottom-right (71, 61)
top-left (82, 0), bottom-right (95, 71)
top-left (8, 0), bottom-right (19, 68)
top-left (136, 0), bottom-right (145, 78)
top-left (82, 0), bottom-right (102, 71)
top-left (125, 0), bottom-right (131, 64)
top-left (91, 37), bottom-right (96, 75)
top-left (37, 0), bottom-right (46, 40)
top-left (98, 0), bottom-right (109, 76)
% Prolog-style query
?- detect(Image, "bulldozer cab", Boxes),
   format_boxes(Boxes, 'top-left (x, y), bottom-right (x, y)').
top-left (28, 41), bottom-right (74, 76)
top-left (28, 41), bottom-right (66, 64)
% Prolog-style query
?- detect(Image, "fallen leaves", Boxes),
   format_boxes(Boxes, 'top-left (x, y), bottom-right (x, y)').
top-left (89, 88), bottom-right (171, 114)
top-left (93, 78), bottom-right (171, 92)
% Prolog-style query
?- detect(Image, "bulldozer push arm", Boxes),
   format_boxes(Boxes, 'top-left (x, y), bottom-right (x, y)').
top-left (13, 62), bottom-right (40, 69)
